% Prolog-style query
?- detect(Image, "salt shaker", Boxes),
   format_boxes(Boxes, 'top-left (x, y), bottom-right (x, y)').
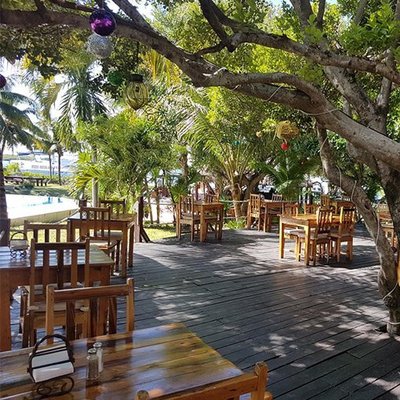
top-left (93, 342), bottom-right (103, 373)
top-left (86, 348), bottom-right (99, 381)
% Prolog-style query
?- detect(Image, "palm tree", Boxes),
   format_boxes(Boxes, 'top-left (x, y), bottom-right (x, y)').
top-left (0, 89), bottom-right (43, 243)
top-left (32, 65), bottom-right (108, 204)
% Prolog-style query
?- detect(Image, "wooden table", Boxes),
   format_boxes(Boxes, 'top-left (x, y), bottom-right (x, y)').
top-left (0, 323), bottom-right (263, 400)
top-left (0, 246), bottom-right (114, 352)
top-left (195, 202), bottom-right (224, 242)
top-left (68, 213), bottom-right (135, 277)
top-left (279, 213), bottom-right (340, 265)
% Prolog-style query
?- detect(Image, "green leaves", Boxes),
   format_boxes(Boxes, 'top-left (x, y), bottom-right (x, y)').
top-left (341, 0), bottom-right (400, 56)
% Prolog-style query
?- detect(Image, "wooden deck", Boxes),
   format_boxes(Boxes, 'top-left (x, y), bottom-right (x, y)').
top-left (8, 227), bottom-right (400, 399)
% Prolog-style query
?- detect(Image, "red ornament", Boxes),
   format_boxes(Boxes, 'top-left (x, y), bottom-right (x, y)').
top-left (281, 142), bottom-right (289, 151)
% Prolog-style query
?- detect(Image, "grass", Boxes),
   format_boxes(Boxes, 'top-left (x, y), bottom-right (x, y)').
top-left (144, 224), bottom-right (176, 241)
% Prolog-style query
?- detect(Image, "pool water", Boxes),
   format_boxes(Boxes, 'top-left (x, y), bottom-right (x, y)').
top-left (7, 194), bottom-right (78, 219)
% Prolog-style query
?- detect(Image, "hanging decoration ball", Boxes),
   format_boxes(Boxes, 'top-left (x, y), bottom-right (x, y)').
top-left (89, 9), bottom-right (116, 36)
top-left (281, 142), bottom-right (289, 151)
top-left (275, 120), bottom-right (299, 140)
top-left (0, 74), bottom-right (6, 89)
top-left (124, 74), bottom-right (149, 110)
top-left (107, 70), bottom-right (124, 86)
top-left (86, 33), bottom-right (113, 59)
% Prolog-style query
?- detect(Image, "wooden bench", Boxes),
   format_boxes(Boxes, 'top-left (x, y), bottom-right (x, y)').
top-left (4, 176), bottom-right (48, 186)
top-left (135, 362), bottom-right (273, 400)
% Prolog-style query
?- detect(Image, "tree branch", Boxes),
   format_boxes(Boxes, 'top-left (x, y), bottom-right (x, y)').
top-left (194, 42), bottom-right (225, 56)
top-left (290, 0), bottom-right (313, 27)
top-left (323, 66), bottom-right (376, 123)
top-left (316, 0), bottom-right (326, 29)
top-left (199, 0), bottom-right (235, 52)
top-left (231, 32), bottom-right (400, 85)
top-left (47, 0), bottom-right (93, 12)
top-left (354, 0), bottom-right (368, 25)
top-left (199, 70), bottom-right (324, 100)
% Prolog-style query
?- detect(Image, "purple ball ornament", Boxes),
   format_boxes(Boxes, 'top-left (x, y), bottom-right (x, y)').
top-left (89, 9), bottom-right (116, 36)
top-left (0, 74), bottom-right (6, 89)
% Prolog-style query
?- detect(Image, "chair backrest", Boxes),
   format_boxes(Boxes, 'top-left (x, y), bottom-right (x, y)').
top-left (339, 207), bottom-right (355, 235)
top-left (29, 238), bottom-right (90, 306)
top-left (249, 194), bottom-right (262, 214)
top-left (282, 203), bottom-right (299, 216)
top-left (272, 193), bottom-right (283, 201)
top-left (79, 206), bottom-right (112, 245)
top-left (99, 199), bottom-right (127, 216)
top-left (134, 361), bottom-right (271, 400)
top-left (46, 278), bottom-right (135, 340)
top-left (179, 195), bottom-right (196, 216)
top-left (314, 207), bottom-right (333, 236)
top-left (24, 221), bottom-right (68, 242)
top-left (304, 204), bottom-right (317, 214)
top-left (204, 193), bottom-right (219, 203)
top-left (320, 194), bottom-right (331, 207)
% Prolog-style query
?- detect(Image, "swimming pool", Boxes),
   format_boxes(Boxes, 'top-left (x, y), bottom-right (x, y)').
top-left (7, 194), bottom-right (78, 224)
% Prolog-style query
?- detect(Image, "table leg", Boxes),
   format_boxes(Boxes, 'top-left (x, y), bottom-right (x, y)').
top-left (279, 221), bottom-right (285, 258)
top-left (128, 224), bottom-right (134, 267)
top-left (0, 271), bottom-right (11, 351)
top-left (304, 225), bottom-right (310, 265)
top-left (120, 226), bottom-right (128, 277)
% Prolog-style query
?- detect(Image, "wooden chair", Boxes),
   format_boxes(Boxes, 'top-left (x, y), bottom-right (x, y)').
top-left (204, 193), bottom-right (220, 203)
top-left (272, 193), bottom-right (283, 201)
top-left (9, 222), bottom-right (68, 257)
top-left (21, 239), bottom-right (90, 347)
top-left (296, 208), bottom-right (333, 266)
top-left (79, 206), bottom-right (120, 269)
top-left (320, 194), bottom-right (331, 208)
top-left (99, 199), bottom-right (127, 261)
top-left (46, 278), bottom-right (135, 341)
top-left (176, 195), bottom-right (200, 241)
top-left (99, 199), bottom-right (127, 216)
top-left (330, 207), bottom-right (356, 262)
top-left (199, 202), bottom-right (224, 241)
top-left (247, 194), bottom-right (264, 231)
top-left (282, 203), bottom-right (304, 244)
top-left (134, 361), bottom-right (272, 400)
top-left (304, 203), bottom-right (317, 214)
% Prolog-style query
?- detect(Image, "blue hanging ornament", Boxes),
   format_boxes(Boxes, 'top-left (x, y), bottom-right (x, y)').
top-left (89, 9), bottom-right (116, 36)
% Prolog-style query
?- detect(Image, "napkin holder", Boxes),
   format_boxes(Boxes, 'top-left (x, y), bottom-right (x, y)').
top-left (28, 334), bottom-right (75, 396)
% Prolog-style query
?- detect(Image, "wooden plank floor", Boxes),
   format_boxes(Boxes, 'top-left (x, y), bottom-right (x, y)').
top-left (9, 227), bottom-right (400, 399)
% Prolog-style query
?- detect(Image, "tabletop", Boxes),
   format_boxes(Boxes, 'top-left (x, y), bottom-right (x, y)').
top-left (0, 323), bottom-right (244, 399)
top-left (68, 212), bottom-right (135, 222)
top-left (0, 246), bottom-right (114, 271)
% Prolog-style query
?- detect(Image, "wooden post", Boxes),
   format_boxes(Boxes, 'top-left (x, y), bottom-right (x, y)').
top-left (0, 218), bottom-right (10, 246)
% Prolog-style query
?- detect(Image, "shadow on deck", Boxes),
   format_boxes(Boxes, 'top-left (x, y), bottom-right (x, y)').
top-left (10, 228), bottom-right (400, 399)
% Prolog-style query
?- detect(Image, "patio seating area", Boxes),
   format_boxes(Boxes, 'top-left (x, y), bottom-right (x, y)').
top-left (8, 227), bottom-right (400, 399)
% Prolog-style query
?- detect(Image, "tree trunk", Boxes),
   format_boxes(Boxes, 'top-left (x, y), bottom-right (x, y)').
top-left (0, 149), bottom-right (10, 245)
top-left (317, 127), bottom-right (400, 334)
top-left (58, 151), bottom-right (62, 185)
top-left (48, 154), bottom-right (52, 179)
top-left (231, 182), bottom-right (242, 219)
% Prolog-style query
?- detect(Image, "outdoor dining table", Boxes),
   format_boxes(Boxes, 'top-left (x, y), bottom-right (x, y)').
top-left (0, 323), bottom-right (255, 399)
top-left (329, 199), bottom-right (355, 213)
top-left (68, 212), bottom-right (135, 277)
top-left (279, 213), bottom-right (340, 266)
top-left (0, 246), bottom-right (114, 352)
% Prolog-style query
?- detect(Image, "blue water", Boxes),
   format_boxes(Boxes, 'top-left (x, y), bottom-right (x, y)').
top-left (7, 194), bottom-right (77, 219)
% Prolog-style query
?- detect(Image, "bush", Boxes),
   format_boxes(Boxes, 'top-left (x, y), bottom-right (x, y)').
top-left (225, 217), bottom-right (246, 230)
